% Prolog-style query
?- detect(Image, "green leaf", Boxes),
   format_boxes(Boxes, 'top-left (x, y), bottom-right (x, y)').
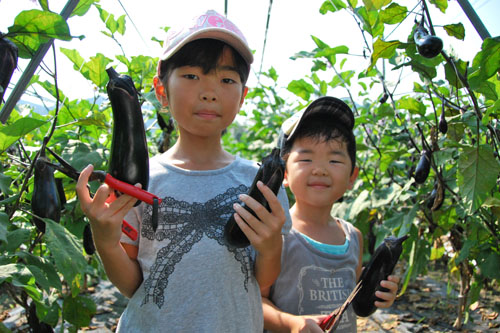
top-left (319, 0), bottom-right (347, 14)
top-left (356, 7), bottom-right (385, 37)
top-left (370, 39), bottom-right (400, 69)
top-left (60, 47), bottom-right (85, 71)
top-left (396, 97), bottom-right (426, 115)
top-left (443, 23), bottom-right (465, 40)
top-left (0, 212), bottom-right (8, 244)
top-left (380, 3), bottom-right (407, 25)
top-left (478, 252), bottom-right (500, 279)
top-left (17, 252), bottom-right (62, 292)
top-left (429, 0), bottom-right (448, 13)
top-left (469, 37), bottom-right (500, 86)
top-left (362, 0), bottom-right (391, 11)
top-left (43, 219), bottom-right (88, 289)
top-left (63, 295), bottom-right (96, 327)
top-left (81, 53), bottom-right (113, 87)
top-left (475, 80), bottom-right (498, 101)
top-left (0, 173), bottom-right (12, 196)
top-left (483, 197), bottom-right (500, 219)
top-left (458, 145), bottom-right (500, 213)
top-left (287, 79), bottom-right (315, 101)
top-left (0, 263), bottom-right (32, 284)
top-left (444, 58), bottom-right (468, 89)
top-left (8, 9), bottom-right (72, 58)
top-left (71, 0), bottom-right (95, 17)
top-left (4, 229), bottom-right (30, 252)
top-left (0, 118), bottom-right (47, 153)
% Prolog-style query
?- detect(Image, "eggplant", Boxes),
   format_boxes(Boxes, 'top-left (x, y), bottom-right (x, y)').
top-left (414, 25), bottom-right (443, 59)
top-left (31, 152), bottom-right (61, 233)
top-left (439, 110), bottom-right (448, 134)
top-left (83, 223), bottom-right (96, 255)
top-left (156, 111), bottom-right (175, 154)
top-left (224, 148), bottom-right (285, 248)
top-left (352, 235), bottom-right (409, 317)
top-left (106, 67), bottom-right (149, 205)
top-left (0, 34), bottom-right (18, 105)
top-left (27, 301), bottom-right (54, 333)
top-left (414, 150), bottom-right (431, 184)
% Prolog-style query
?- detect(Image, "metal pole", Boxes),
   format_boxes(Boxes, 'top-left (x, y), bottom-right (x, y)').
top-left (456, 0), bottom-right (491, 41)
top-left (0, 0), bottom-right (80, 124)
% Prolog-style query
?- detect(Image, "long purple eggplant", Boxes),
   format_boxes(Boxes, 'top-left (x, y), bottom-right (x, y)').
top-left (106, 67), bottom-right (149, 205)
top-left (224, 148), bottom-right (285, 248)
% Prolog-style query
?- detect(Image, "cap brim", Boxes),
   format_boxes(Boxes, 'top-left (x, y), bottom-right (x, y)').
top-left (282, 96), bottom-right (354, 143)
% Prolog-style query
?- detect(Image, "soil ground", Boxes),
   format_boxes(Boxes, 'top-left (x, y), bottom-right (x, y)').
top-left (2, 271), bottom-right (499, 332)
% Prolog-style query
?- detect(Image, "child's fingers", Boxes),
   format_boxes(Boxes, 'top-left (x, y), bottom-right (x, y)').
top-left (232, 211), bottom-right (257, 241)
top-left (76, 164), bottom-right (94, 208)
top-left (256, 181), bottom-right (285, 220)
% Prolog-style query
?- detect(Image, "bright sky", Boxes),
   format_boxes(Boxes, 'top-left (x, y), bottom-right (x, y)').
top-left (1, 0), bottom-right (499, 105)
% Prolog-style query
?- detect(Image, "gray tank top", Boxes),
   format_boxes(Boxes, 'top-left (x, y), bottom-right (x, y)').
top-left (269, 219), bottom-right (360, 333)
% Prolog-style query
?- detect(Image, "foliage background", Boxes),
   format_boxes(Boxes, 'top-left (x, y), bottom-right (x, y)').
top-left (1, 0), bottom-right (499, 331)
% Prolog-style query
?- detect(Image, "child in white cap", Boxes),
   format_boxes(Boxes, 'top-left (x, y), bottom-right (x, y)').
top-left (262, 97), bottom-right (399, 332)
top-left (77, 10), bottom-right (291, 332)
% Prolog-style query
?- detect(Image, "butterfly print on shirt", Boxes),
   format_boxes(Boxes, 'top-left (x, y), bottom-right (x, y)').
top-left (140, 184), bottom-right (254, 309)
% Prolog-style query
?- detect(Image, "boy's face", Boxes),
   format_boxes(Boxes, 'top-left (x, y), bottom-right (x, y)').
top-left (284, 136), bottom-right (359, 209)
top-left (154, 47), bottom-right (248, 139)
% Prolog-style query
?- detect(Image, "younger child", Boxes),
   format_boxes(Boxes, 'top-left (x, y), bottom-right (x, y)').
top-left (262, 97), bottom-right (400, 332)
top-left (76, 10), bottom-right (291, 332)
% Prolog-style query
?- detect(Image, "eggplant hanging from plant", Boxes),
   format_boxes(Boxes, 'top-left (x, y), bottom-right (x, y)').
top-left (224, 148), bottom-right (285, 248)
top-left (31, 150), bottom-right (61, 233)
top-left (439, 110), bottom-right (448, 134)
top-left (414, 150), bottom-right (432, 184)
top-left (0, 34), bottom-right (18, 105)
top-left (352, 235), bottom-right (409, 317)
top-left (414, 24), bottom-right (443, 59)
top-left (106, 67), bottom-right (149, 205)
top-left (83, 223), bottom-right (96, 255)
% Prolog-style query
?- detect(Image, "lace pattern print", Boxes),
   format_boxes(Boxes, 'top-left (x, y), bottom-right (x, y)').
top-left (141, 185), bottom-right (254, 308)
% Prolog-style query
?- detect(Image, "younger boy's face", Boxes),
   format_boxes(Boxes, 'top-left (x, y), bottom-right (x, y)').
top-left (284, 136), bottom-right (358, 209)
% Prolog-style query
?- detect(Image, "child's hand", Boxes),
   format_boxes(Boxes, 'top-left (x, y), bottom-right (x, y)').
top-left (232, 180), bottom-right (285, 255)
top-left (76, 164), bottom-right (138, 252)
top-left (289, 314), bottom-right (326, 333)
top-left (374, 275), bottom-right (400, 308)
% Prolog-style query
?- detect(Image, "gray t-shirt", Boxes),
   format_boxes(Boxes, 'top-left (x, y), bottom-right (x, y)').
top-left (117, 154), bottom-right (291, 332)
top-left (268, 220), bottom-right (360, 333)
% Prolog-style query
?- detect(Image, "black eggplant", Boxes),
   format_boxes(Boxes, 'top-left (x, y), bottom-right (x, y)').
top-left (414, 25), bottom-right (443, 59)
top-left (27, 301), bottom-right (54, 333)
top-left (224, 148), bottom-right (285, 248)
top-left (414, 150), bottom-right (432, 184)
top-left (83, 223), bottom-right (96, 255)
top-left (0, 34), bottom-right (18, 105)
top-left (156, 111), bottom-right (175, 154)
top-left (352, 235), bottom-right (409, 317)
top-left (106, 67), bottom-right (149, 205)
top-left (439, 110), bottom-right (448, 134)
top-left (31, 152), bottom-right (61, 233)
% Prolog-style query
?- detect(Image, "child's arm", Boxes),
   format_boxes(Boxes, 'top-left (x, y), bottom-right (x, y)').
top-left (261, 288), bottom-right (326, 332)
top-left (232, 181), bottom-right (285, 290)
top-left (76, 165), bottom-right (143, 298)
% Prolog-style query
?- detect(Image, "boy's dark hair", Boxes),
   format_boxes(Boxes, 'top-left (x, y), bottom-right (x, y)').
top-left (281, 97), bottom-right (356, 174)
top-left (158, 38), bottom-right (250, 88)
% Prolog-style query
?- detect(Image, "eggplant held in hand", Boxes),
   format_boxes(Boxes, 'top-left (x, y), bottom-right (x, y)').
top-left (31, 154), bottom-right (61, 233)
top-left (352, 235), bottom-right (409, 317)
top-left (106, 67), bottom-right (149, 205)
top-left (224, 148), bottom-right (285, 248)
top-left (0, 34), bottom-right (18, 105)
